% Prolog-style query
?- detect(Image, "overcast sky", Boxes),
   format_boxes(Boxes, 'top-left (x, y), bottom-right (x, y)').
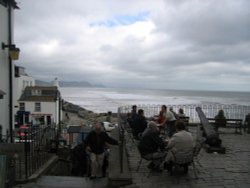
top-left (14, 0), bottom-right (250, 91)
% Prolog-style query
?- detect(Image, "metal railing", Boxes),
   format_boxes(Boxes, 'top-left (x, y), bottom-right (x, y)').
top-left (117, 108), bottom-right (126, 173)
top-left (14, 124), bottom-right (57, 181)
top-left (118, 104), bottom-right (250, 123)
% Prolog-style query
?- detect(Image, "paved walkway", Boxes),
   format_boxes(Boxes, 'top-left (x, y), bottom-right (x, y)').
top-left (14, 176), bottom-right (107, 188)
top-left (14, 127), bottom-right (250, 188)
top-left (123, 127), bottom-right (250, 188)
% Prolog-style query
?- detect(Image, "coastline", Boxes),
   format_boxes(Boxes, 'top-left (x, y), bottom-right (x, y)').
top-left (62, 100), bottom-right (118, 125)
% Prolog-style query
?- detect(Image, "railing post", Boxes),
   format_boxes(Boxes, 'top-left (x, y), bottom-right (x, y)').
top-left (24, 129), bottom-right (28, 180)
top-left (120, 126), bottom-right (124, 173)
top-left (117, 107), bottom-right (125, 173)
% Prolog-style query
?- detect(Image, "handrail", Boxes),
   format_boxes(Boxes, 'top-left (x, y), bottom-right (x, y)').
top-left (118, 107), bottom-right (125, 173)
top-left (14, 124), bottom-right (57, 181)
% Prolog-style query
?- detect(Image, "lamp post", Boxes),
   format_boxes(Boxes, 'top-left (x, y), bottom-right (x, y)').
top-left (1, 42), bottom-right (20, 60)
top-left (5, 0), bottom-right (20, 143)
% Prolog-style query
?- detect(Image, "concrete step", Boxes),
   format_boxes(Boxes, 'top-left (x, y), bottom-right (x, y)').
top-left (14, 176), bottom-right (108, 188)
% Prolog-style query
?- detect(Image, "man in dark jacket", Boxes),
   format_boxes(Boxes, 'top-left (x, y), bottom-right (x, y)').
top-left (133, 109), bottom-right (147, 139)
top-left (85, 122), bottom-right (118, 179)
top-left (138, 121), bottom-right (167, 172)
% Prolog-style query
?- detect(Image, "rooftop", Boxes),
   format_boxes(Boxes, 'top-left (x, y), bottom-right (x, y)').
top-left (19, 86), bottom-right (60, 102)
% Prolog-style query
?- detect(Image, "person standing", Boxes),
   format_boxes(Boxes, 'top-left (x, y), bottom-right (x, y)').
top-left (127, 105), bottom-right (138, 131)
top-left (85, 122), bottom-right (118, 179)
top-left (133, 109), bottom-right (147, 139)
top-left (130, 105), bottom-right (138, 120)
top-left (160, 106), bottom-right (176, 137)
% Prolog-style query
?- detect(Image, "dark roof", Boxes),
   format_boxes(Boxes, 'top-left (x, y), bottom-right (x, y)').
top-left (19, 86), bottom-right (60, 102)
top-left (25, 86), bottom-right (58, 90)
top-left (67, 126), bottom-right (92, 133)
top-left (67, 126), bottom-right (81, 133)
top-left (0, 0), bottom-right (19, 9)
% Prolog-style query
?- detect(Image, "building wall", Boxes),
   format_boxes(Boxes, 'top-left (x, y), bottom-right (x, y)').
top-left (13, 75), bottom-right (35, 115)
top-left (19, 101), bottom-right (60, 125)
top-left (0, 4), bottom-right (10, 135)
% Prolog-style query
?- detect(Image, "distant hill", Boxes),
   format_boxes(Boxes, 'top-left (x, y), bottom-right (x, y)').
top-left (35, 80), bottom-right (51, 86)
top-left (35, 80), bottom-right (105, 88)
top-left (59, 81), bottom-right (92, 87)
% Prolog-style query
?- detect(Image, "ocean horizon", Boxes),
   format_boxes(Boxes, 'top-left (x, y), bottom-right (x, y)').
top-left (60, 87), bottom-right (250, 113)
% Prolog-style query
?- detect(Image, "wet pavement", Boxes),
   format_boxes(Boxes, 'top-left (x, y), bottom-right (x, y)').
top-left (14, 176), bottom-right (108, 188)
top-left (123, 127), bottom-right (250, 188)
top-left (14, 127), bottom-right (250, 188)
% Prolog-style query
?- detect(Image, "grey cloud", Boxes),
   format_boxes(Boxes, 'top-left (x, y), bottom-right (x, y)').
top-left (14, 0), bottom-right (250, 91)
top-left (155, 0), bottom-right (250, 46)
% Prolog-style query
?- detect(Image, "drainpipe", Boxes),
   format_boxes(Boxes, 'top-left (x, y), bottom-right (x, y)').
top-left (8, 1), bottom-right (14, 143)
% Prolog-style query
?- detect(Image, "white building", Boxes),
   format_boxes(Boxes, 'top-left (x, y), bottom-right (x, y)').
top-left (0, 0), bottom-right (19, 139)
top-left (13, 66), bottom-right (35, 119)
top-left (17, 86), bottom-right (62, 126)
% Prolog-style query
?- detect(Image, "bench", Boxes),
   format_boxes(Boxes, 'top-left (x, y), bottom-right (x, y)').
top-left (244, 115), bottom-right (250, 133)
top-left (207, 118), bottom-right (243, 134)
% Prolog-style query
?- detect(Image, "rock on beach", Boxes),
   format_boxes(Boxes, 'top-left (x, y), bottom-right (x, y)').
top-left (62, 101), bottom-right (118, 125)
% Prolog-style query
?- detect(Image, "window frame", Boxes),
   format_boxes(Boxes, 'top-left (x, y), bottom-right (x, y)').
top-left (34, 102), bottom-right (41, 112)
top-left (19, 102), bottom-right (25, 111)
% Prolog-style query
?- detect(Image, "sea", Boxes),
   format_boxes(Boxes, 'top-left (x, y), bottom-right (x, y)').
top-left (60, 87), bottom-right (250, 113)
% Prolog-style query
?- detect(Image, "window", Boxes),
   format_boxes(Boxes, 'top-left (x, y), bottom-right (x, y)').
top-left (31, 89), bottom-right (41, 96)
top-left (19, 102), bottom-right (25, 111)
top-left (35, 102), bottom-right (41, 112)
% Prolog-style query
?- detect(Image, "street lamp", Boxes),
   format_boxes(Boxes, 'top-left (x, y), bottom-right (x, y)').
top-left (2, 42), bottom-right (20, 60)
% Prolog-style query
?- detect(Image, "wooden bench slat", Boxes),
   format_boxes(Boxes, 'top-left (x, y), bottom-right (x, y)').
top-left (207, 118), bottom-right (242, 134)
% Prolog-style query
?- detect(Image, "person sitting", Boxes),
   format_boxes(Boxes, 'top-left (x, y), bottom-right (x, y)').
top-left (160, 105), bottom-right (176, 138)
top-left (132, 109), bottom-right (147, 139)
top-left (165, 120), bottom-right (194, 174)
top-left (85, 122), bottom-right (118, 179)
top-left (245, 113), bottom-right (250, 133)
top-left (154, 105), bottom-right (166, 124)
top-left (178, 108), bottom-right (186, 118)
top-left (138, 121), bottom-right (167, 172)
top-left (170, 107), bottom-right (179, 119)
top-left (106, 111), bottom-right (112, 122)
top-left (214, 109), bottom-right (226, 131)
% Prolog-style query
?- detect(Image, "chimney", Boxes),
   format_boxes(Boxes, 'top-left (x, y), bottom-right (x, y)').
top-left (53, 77), bottom-right (59, 87)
